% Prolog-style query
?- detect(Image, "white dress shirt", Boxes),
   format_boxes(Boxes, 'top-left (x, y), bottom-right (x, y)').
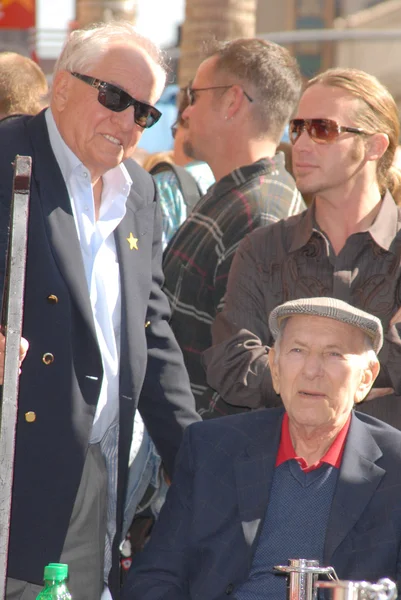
top-left (45, 108), bottom-right (131, 442)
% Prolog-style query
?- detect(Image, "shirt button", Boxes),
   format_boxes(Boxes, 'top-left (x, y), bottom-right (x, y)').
top-left (83, 172), bottom-right (88, 178)
top-left (25, 411), bottom-right (36, 423)
top-left (42, 353), bottom-right (54, 365)
top-left (225, 583), bottom-right (234, 595)
top-left (47, 294), bottom-right (58, 304)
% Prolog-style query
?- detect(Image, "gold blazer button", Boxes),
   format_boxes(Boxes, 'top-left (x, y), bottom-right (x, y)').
top-left (25, 411), bottom-right (36, 423)
top-left (42, 353), bottom-right (54, 365)
top-left (47, 294), bottom-right (59, 304)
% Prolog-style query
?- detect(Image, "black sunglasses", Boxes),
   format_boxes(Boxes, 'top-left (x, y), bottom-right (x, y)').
top-left (289, 118), bottom-right (369, 145)
top-left (186, 85), bottom-right (253, 106)
top-left (70, 72), bottom-right (162, 129)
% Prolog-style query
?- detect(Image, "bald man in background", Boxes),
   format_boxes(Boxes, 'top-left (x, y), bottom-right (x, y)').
top-left (0, 52), bottom-right (49, 122)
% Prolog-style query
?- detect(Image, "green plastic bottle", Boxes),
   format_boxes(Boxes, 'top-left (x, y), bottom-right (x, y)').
top-left (36, 563), bottom-right (72, 600)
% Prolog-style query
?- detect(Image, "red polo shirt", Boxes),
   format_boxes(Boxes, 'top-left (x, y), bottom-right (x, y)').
top-left (275, 412), bottom-right (351, 473)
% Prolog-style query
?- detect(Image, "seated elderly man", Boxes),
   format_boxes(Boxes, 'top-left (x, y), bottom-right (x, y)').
top-left (122, 297), bottom-right (401, 600)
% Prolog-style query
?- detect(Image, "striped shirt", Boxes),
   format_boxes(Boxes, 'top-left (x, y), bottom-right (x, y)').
top-left (162, 153), bottom-right (305, 414)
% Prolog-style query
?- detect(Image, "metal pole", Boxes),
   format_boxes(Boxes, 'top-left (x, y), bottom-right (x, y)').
top-left (260, 28), bottom-right (401, 44)
top-left (0, 156), bottom-right (32, 600)
top-left (167, 28), bottom-right (401, 59)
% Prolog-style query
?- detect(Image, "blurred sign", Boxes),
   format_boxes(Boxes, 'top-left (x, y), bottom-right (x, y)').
top-left (292, 0), bottom-right (335, 77)
top-left (0, 0), bottom-right (35, 29)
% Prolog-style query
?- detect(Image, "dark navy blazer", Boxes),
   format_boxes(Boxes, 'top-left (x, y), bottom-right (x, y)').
top-left (0, 111), bottom-right (198, 592)
top-left (124, 408), bottom-right (401, 600)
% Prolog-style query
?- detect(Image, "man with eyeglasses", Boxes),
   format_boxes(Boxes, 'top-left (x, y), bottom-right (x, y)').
top-left (0, 21), bottom-right (199, 600)
top-left (162, 38), bottom-right (305, 418)
top-left (204, 67), bottom-right (401, 429)
top-left (149, 84), bottom-right (215, 249)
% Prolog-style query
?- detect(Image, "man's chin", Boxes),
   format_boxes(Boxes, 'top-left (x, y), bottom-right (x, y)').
top-left (294, 176), bottom-right (319, 198)
top-left (183, 140), bottom-right (197, 161)
top-left (107, 148), bottom-right (125, 168)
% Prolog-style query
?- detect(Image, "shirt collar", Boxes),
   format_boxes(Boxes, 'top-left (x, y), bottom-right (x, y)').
top-left (275, 412), bottom-right (351, 473)
top-left (45, 107), bottom-right (132, 199)
top-left (367, 191), bottom-right (399, 251)
top-left (45, 107), bottom-right (81, 184)
top-left (289, 191), bottom-right (398, 254)
top-left (101, 163), bottom-right (132, 219)
top-left (288, 201), bottom-right (317, 253)
top-left (210, 154), bottom-right (284, 199)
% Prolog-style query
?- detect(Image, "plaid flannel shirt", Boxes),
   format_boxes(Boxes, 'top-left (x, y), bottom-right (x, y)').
top-left (162, 153), bottom-right (305, 415)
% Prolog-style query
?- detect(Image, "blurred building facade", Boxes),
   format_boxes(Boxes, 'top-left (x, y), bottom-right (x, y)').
top-left (178, 0), bottom-right (257, 86)
top-left (75, 0), bottom-right (136, 26)
top-left (0, 0), bottom-right (137, 74)
top-left (0, 0), bottom-right (36, 60)
top-left (256, 1), bottom-right (335, 77)
top-left (335, 0), bottom-right (401, 107)
top-left (255, 0), bottom-right (394, 76)
top-left (255, 0), bottom-right (401, 109)
top-left (2, 0), bottom-right (401, 110)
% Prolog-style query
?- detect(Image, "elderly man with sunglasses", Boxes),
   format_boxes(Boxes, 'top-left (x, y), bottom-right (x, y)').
top-left (0, 21), bottom-right (199, 600)
top-left (204, 67), bottom-right (401, 429)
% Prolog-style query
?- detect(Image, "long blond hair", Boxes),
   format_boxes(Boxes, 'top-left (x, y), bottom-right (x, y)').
top-left (307, 68), bottom-right (401, 204)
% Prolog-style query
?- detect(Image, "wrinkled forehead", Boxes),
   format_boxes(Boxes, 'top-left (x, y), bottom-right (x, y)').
top-left (296, 84), bottom-right (360, 121)
top-left (92, 42), bottom-right (166, 102)
top-left (279, 314), bottom-right (367, 348)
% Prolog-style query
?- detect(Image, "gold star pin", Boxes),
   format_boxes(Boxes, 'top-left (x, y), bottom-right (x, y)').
top-left (127, 232), bottom-right (138, 250)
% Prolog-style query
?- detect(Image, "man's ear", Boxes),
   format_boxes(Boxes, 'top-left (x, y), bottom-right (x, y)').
top-left (354, 359), bottom-right (380, 404)
top-left (224, 85), bottom-right (247, 121)
top-left (52, 71), bottom-right (71, 113)
top-left (268, 347), bottom-right (280, 395)
top-left (366, 132), bottom-right (389, 163)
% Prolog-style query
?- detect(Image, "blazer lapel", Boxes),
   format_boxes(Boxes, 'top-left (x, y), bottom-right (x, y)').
top-left (324, 413), bottom-right (385, 562)
top-left (26, 112), bottom-right (97, 341)
top-left (234, 412), bottom-right (282, 551)
top-left (114, 195), bottom-right (149, 393)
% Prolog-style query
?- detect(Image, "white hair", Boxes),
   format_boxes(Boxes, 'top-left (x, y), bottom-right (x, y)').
top-left (53, 20), bottom-right (167, 77)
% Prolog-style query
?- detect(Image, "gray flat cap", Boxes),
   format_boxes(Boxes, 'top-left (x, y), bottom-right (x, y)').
top-left (269, 297), bottom-right (383, 353)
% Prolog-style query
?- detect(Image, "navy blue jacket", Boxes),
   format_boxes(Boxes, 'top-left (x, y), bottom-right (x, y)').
top-left (0, 110), bottom-right (198, 592)
top-left (124, 408), bottom-right (401, 600)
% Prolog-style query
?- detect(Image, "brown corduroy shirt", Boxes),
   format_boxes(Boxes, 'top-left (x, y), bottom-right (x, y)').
top-left (203, 192), bottom-right (401, 423)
